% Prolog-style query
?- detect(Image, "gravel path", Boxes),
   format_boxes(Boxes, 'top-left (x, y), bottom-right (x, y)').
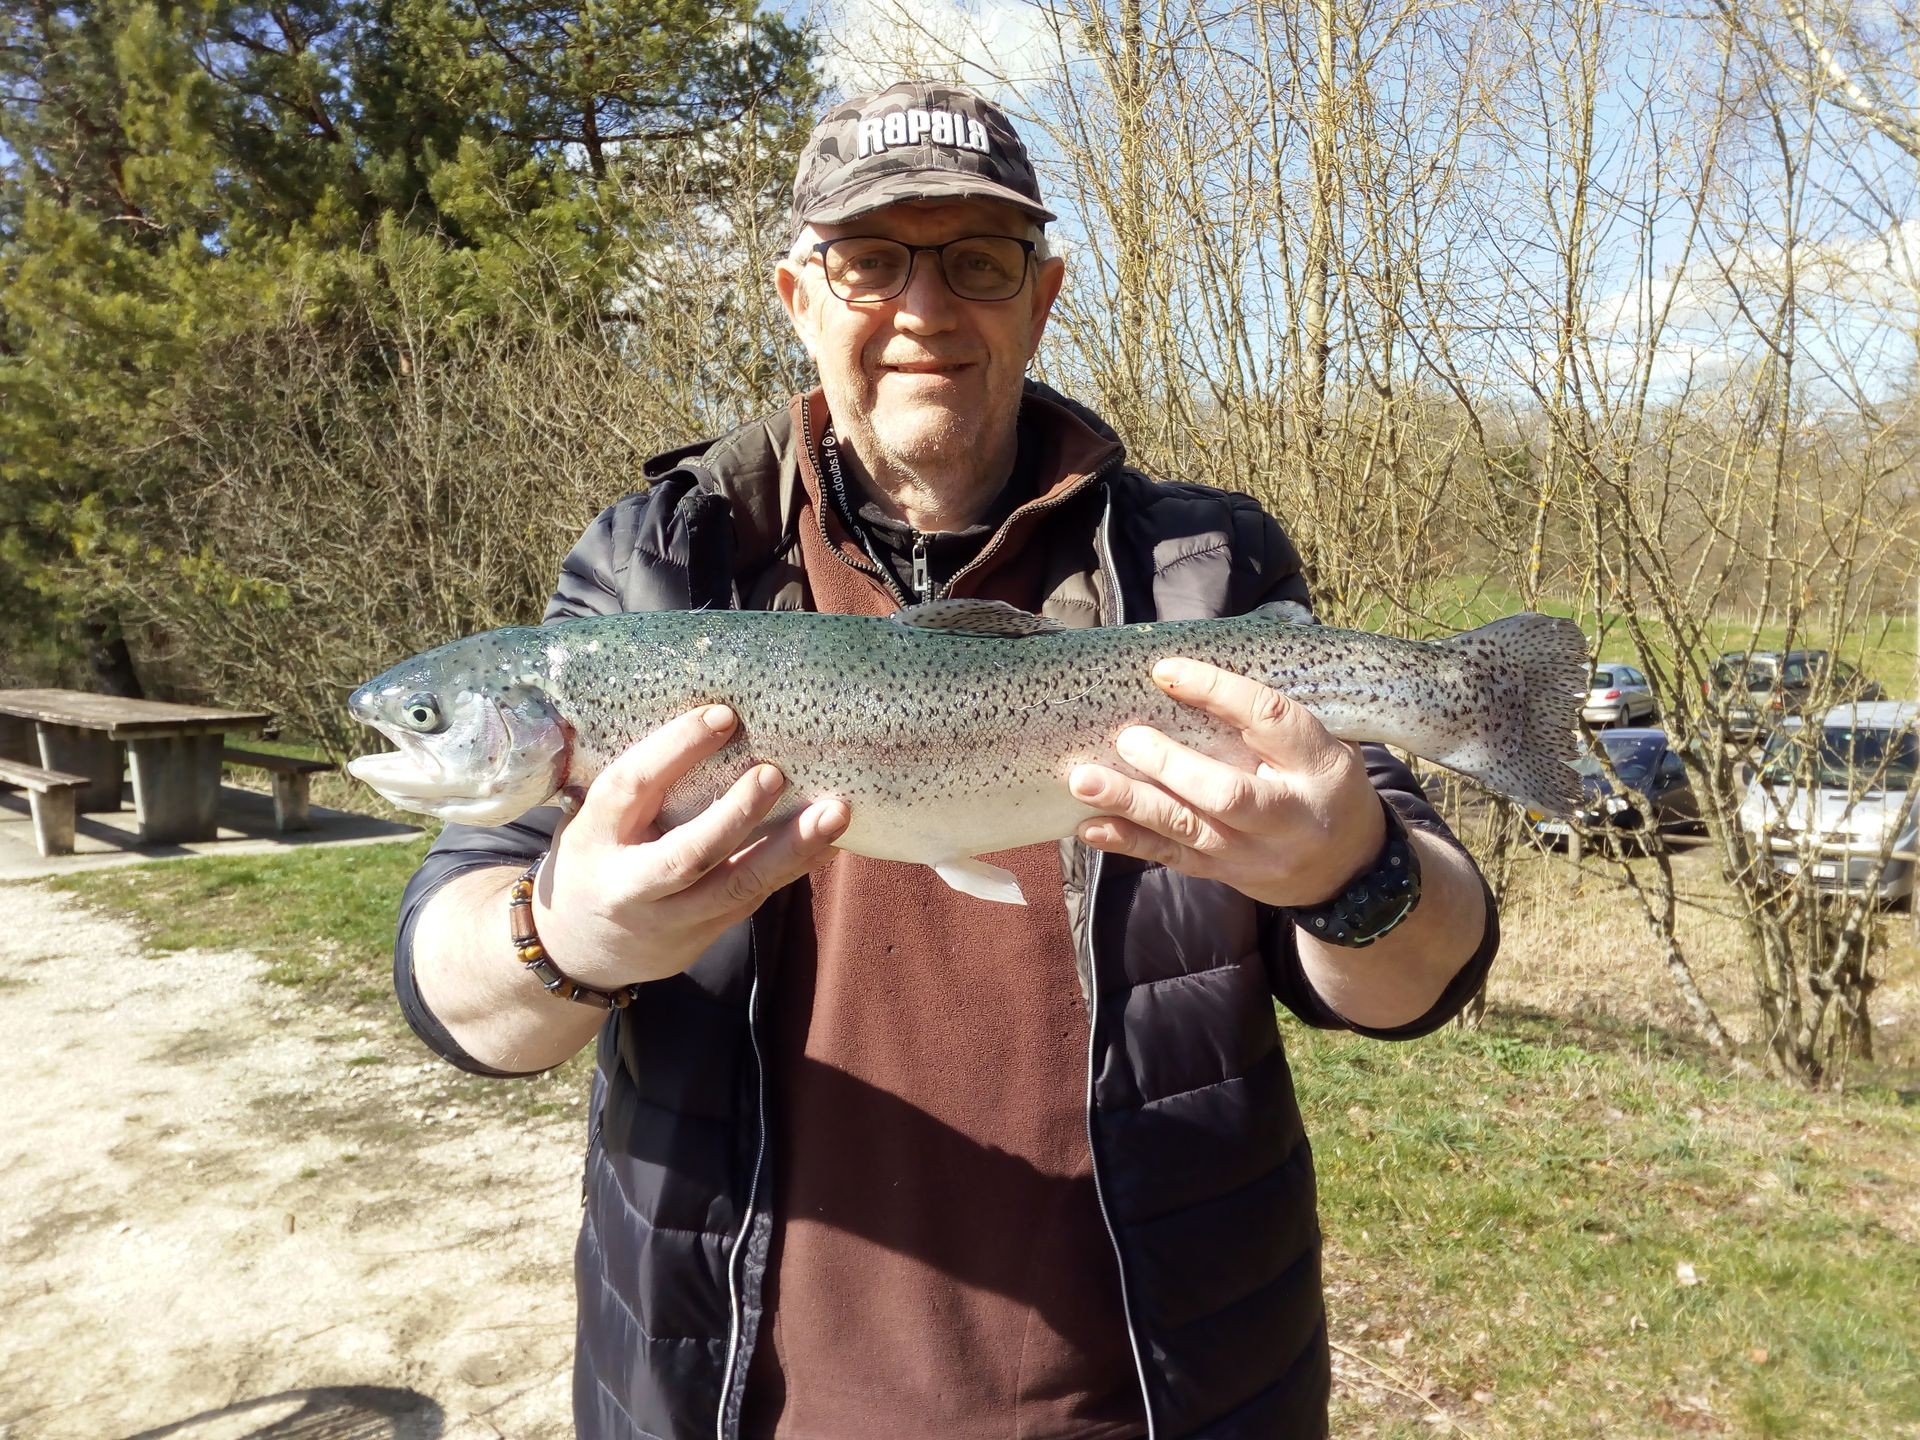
top-left (0, 883), bottom-right (582, 1439)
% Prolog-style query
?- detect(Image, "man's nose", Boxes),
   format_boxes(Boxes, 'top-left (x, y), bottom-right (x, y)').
top-left (891, 252), bottom-right (958, 331)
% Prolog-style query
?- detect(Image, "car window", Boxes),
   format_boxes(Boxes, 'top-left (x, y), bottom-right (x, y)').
top-left (1577, 733), bottom-right (1662, 784)
top-left (1781, 660), bottom-right (1808, 685)
top-left (1590, 667), bottom-right (1617, 688)
top-left (1658, 752), bottom-right (1685, 781)
top-left (1820, 726), bottom-right (1920, 790)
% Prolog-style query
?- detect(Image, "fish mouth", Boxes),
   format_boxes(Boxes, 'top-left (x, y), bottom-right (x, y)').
top-left (347, 693), bottom-right (564, 826)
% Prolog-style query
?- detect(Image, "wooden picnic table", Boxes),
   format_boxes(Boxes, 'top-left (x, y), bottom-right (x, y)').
top-left (0, 688), bottom-right (270, 844)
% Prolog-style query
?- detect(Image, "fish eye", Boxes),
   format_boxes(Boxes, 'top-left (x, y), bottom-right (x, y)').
top-left (400, 693), bottom-right (443, 732)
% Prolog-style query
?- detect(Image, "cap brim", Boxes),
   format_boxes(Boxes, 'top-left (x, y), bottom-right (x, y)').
top-left (799, 174), bottom-right (1057, 234)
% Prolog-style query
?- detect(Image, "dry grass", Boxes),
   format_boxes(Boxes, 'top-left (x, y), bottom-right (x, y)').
top-left (1491, 840), bottom-right (1920, 1083)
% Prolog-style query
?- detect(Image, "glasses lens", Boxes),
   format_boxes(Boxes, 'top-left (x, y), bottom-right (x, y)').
top-left (939, 236), bottom-right (1030, 300)
top-left (821, 238), bottom-right (912, 301)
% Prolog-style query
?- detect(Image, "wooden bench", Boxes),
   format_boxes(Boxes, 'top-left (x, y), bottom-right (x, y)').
top-left (222, 749), bottom-right (337, 833)
top-left (0, 757), bottom-right (90, 857)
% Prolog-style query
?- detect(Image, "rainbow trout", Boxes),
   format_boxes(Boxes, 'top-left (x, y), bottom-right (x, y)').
top-left (347, 599), bottom-right (1587, 904)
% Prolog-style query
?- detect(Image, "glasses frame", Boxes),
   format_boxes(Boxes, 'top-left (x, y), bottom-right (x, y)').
top-left (807, 234), bottom-right (1038, 304)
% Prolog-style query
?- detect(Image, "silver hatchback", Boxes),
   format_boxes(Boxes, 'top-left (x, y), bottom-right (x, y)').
top-left (1583, 663), bottom-right (1658, 727)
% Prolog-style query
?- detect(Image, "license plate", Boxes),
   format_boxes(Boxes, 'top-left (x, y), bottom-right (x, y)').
top-left (1812, 862), bottom-right (1839, 880)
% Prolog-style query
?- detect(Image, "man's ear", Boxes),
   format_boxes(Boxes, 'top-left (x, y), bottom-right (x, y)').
top-left (1026, 255), bottom-right (1067, 360)
top-left (776, 261), bottom-right (819, 354)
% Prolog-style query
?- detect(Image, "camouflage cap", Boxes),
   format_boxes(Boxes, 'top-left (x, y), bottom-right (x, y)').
top-left (790, 81), bottom-right (1056, 241)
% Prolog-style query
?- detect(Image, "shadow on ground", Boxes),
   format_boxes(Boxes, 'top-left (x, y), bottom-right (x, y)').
top-left (120, 1386), bottom-right (443, 1440)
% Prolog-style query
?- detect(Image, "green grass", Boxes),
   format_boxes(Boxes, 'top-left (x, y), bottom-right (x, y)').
top-left (45, 835), bottom-right (434, 1001)
top-left (1296, 1017), bottom-right (1920, 1437)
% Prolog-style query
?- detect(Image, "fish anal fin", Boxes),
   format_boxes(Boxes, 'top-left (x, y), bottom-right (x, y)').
top-left (892, 599), bottom-right (1064, 638)
top-left (932, 858), bottom-right (1029, 905)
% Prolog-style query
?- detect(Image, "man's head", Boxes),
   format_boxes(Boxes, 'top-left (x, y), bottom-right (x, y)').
top-left (776, 83), bottom-right (1066, 517)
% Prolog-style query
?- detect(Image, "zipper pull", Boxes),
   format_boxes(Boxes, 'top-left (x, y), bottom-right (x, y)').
top-left (912, 533), bottom-right (932, 602)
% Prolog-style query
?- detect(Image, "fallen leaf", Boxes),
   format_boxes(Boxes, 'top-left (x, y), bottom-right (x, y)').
top-left (1749, 1347), bottom-right (1770, 1365)
top-left (1675, 1260), bottom-right (1700, 1287)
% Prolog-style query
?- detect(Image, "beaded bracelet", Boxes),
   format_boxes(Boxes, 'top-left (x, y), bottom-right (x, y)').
top-left (507, 856), bottom-right (635, 1010)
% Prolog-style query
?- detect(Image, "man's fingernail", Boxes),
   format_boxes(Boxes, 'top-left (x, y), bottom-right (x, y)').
top-left (1153, 660), bottom-right (1185, 686)
top-left (814, 800), bottom-right (849, 837)
top-left (1082, 823), bottom-right (1115, 846)
top-left (703, 706), bottom-right (735, 733)
top-left (1116, 727), bottom-right (1153, 763)
top-left (1069, 766), bottom-right (1100, 799)
top-left (756, 765), bottom-right (784, 795)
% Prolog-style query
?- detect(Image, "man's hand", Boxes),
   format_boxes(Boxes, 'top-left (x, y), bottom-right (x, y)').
top-left (1067, 658), bottom-right (1383, 908)
top-left (534, 705), bottom-right (849, 987)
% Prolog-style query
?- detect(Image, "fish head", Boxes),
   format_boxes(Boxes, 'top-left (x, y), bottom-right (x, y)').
top-left (346, 633), bottom-right (568, 826)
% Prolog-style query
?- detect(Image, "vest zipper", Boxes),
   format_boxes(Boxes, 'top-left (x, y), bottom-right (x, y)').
top-left (1084, 491), bottom-right (1158, 1439)
top-left (717, 921), bottom-right (768, 1440)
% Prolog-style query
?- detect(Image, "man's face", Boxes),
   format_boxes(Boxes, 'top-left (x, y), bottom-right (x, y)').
top-left (777, 199), bottom-right (1065, 483)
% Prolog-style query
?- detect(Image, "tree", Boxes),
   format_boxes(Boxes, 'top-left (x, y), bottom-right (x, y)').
top-left (0, 0), bottom-right (816, 686)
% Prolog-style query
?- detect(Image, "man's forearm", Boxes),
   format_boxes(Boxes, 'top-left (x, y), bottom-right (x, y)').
top-left (411, 866), bottom-right (607, 1074)
top-left (1293, 828), bottom-right (1489, 1031)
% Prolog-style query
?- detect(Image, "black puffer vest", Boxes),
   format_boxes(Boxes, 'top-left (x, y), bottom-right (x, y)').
top-left (395, 383), bottom-right (1496, 1440)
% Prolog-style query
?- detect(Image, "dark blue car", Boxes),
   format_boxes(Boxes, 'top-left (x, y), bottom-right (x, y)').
top-left (1531, 727), bottom-right (1701, 843)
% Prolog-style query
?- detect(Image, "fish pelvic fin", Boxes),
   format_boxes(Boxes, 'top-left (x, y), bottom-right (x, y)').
top-left (932, 857), bottom-right (1029, 905)
top-left (1437, 613), bottom-right (1590, 817)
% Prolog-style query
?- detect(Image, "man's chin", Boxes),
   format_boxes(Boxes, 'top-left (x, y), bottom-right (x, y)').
top-left (870, 410), bottom-right (979, 463)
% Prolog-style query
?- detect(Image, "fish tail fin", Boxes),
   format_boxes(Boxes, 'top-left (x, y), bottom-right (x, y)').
top-left (1435, 613), bottom-right (1590, 817)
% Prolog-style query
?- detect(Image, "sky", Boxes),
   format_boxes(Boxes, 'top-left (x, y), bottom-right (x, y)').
top-left (782, 0), bottom-right (1917, 408)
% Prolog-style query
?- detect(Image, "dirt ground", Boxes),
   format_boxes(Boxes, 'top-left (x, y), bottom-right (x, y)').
top-left (0, 883), bottom-right (581, 1440)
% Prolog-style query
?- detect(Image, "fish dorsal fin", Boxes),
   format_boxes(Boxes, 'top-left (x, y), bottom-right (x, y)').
top-left (890, 599), bottom-right (1065, 637)
top-left (1253, 599), bottom-right (1319, 625)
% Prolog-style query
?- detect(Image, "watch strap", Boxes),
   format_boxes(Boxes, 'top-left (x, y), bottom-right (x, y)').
top-left (1284, 798), bottom-right (1422, 948)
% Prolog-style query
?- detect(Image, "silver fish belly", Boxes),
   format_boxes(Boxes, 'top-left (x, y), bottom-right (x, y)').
top-left (348, 600), bottom-right (1589, 904)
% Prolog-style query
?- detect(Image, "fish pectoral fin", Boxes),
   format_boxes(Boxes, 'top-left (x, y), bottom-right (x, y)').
top-left (931, 858), bottom-right (1028, 905)
top-left (891, 599), bottom-right (1065, 638)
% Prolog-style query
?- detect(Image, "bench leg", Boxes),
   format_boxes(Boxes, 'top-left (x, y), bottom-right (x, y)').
top-left (271, 772), bottom-right (312, 832)
top-left (36, 723), bottom-right (123, 812)
top-left (28, 788), bottom-right (76, 857)
top-left (127, 734), bottom-right (223, 844)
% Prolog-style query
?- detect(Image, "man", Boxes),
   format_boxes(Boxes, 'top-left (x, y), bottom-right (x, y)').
top-left (395, 81), bottom-right (1497, 1440)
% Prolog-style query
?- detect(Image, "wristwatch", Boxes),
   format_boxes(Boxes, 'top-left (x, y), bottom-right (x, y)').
top-left (1284, 799), bottom-right (1422, 948)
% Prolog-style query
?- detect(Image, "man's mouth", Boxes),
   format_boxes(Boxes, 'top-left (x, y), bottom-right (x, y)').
top-left (879, 359), bottom-right (975, 376)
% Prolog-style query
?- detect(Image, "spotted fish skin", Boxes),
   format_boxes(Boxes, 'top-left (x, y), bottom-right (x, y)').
top-left (348, 603), bottom-right (1588, 896)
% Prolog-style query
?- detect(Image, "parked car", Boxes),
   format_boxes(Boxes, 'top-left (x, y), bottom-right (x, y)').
top-left (1737, 702), bottom-right (1920, 903)
top-left (1532, 727), bottom-right (1700, 845)
top-left (1706, 649), bottom-right (1884, 740)
top-left (1582, 662), bottom-right (1658, 727)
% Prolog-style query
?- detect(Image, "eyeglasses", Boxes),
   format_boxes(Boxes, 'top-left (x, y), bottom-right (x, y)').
top-left (808, 235), bottom-right (1037, 303)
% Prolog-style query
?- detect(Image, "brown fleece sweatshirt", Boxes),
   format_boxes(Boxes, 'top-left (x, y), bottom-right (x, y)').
top-left (740, 398), bottom-right (1146, 1440)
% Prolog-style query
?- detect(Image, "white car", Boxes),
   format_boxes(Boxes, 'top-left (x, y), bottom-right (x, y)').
top-left (1582, 663), bottom-right (1658, 727)
top-left (1737, 702), bottom-right (1920, 903)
